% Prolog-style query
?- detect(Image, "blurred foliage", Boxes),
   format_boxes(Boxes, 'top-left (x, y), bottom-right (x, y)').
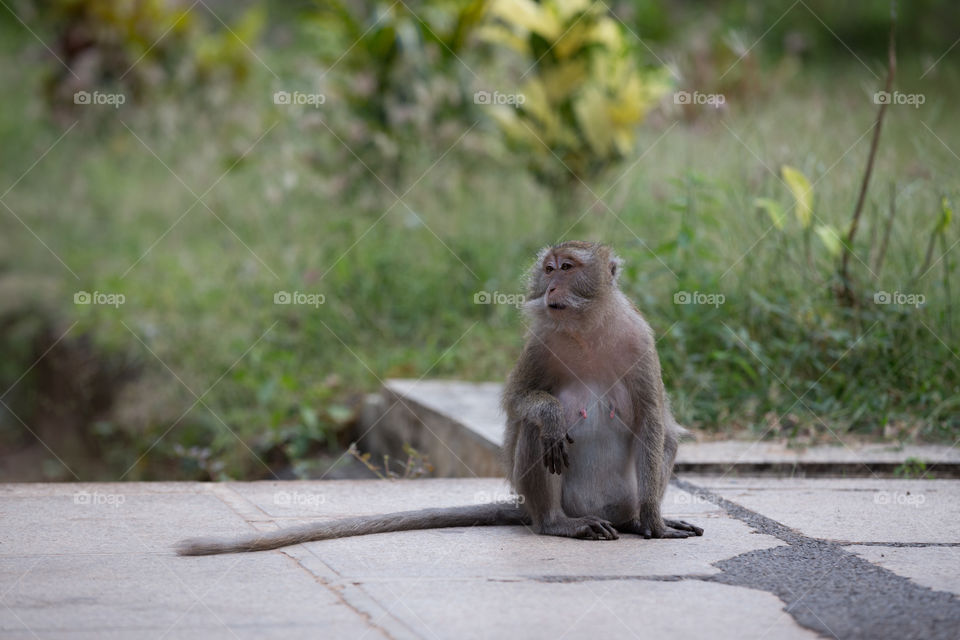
top-left (39, 0), bottom-right (264, 114)
top-left (479, 0), bottom-right (671, 207)
top-left (0, 0), bottom-right (957, 482)
top-left (302, 0), bottom-right (488, 183)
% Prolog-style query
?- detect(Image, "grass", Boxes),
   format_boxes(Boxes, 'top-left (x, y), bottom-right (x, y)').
top-left (1, 17), bottom-right (957, 481)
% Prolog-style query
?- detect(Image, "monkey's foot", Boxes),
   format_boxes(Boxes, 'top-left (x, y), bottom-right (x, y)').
top-left (541, 516), bottom-right (619, 540)
top-left (621, 518), bottom-right (692, 539)
top-left (665, 518), bottom-right (704, 536)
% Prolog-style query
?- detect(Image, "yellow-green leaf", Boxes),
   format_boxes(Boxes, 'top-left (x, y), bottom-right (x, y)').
top-left (488, 0), bottom-right (561, 41)
top-left (755, 198), bottom-right (786, 229)
top-left (781, 165), bottom-right (813, 228)
top-left (540, 60), bottom-right (588, 102)
top-left (815, 224), bottom-right (843, 256)
top-left (938, 197), bottom-right (953, 233)
top-left (574, 85), bottom-right (613, 156)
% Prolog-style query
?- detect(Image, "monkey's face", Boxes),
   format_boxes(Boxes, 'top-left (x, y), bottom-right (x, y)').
top-left (528, 247), bottom-right (609, 315)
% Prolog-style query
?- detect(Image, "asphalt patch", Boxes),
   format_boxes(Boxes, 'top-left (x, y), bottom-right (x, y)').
top-left (674, 478), bottom-right (960, 640)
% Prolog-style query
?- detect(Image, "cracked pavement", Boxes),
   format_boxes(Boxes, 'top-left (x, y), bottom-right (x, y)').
top-left (1, 477), bottom-right (958, 639)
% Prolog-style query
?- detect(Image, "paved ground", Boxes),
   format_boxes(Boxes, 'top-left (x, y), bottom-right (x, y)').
top-left (2, 477), bottom-right (958, 639)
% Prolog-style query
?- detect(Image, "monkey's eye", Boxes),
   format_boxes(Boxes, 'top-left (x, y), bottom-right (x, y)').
top-left (544, 265), bottom-right (554, 273)
top-left (560, 262), bottom-right (573, 271)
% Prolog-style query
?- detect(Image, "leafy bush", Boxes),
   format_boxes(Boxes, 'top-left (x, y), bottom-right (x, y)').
top-left (40, 0), bottom-right (263, 114)
top-left (479, 0), bottom-right (671, 210)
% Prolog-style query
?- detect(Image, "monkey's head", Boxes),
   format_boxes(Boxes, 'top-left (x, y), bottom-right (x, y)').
top-left (525, 241), bottom-right (622, 322)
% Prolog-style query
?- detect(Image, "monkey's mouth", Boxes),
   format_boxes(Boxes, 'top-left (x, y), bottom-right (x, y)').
top-left (548, 303), bottom-right (567, 310)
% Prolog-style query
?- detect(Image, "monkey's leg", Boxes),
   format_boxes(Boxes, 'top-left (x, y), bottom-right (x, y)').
top-left (513, 423), bottom-right (618, 540)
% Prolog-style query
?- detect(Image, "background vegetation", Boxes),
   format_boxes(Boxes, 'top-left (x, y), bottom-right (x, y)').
top-left (1, 0), bottom-right (957, 481)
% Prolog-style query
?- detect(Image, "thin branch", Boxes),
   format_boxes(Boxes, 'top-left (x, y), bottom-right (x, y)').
top-left (839, 1), bottom-right (897, 299)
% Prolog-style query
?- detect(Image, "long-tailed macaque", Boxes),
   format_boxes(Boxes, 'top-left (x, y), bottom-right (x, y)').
top-left (176, 241), bottom-right (701, 555)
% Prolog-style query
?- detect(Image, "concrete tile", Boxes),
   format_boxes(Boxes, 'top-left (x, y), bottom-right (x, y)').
top-left (676, 441), bottom-right (960, 465)
top-left (0, 492), bottom-right (250, 555)
top-left (0, 482), bottom-right (208, 498)
top-left (356, 578), bottom-right (817, 639)
top-left (0, 552), bottom-right (386, 638)
top-left (693, 477), bottom-right (960, 543)
top-left (845, 545), bottom-right (960, 595)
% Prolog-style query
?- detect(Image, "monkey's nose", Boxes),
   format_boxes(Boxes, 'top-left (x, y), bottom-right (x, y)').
top-left (548, 286), bottom-right (557, 293)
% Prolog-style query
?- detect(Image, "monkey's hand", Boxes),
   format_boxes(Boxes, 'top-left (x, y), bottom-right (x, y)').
top-left (542, 432), bottom-right (574, 475)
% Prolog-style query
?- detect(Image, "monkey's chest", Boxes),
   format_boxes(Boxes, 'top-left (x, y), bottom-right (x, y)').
top-left (555, 386), bottom-right (638, 523)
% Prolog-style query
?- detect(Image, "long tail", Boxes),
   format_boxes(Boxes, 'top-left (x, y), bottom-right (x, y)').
top-left (175, 502), bottom-right (529, 556)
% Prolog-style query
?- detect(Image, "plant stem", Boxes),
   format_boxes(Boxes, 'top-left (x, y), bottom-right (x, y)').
top-left (839, 0), bottom-right (897, 300)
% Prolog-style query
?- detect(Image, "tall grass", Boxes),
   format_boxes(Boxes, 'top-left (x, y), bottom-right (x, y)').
top-left (1, 19), bottom-right (956, 480)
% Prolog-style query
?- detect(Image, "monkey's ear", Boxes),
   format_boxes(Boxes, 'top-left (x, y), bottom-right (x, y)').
top-left (609, 256), bottom-right (623, 282)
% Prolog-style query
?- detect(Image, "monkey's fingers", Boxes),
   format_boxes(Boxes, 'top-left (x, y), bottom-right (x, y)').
top-left (596, 521), bottom-right (619, 540)
top-left (544, 444), bottom-right (559, 475)
top-left (660, 528), bottom-right (693, 539)
top-left (664, 519), bottom-right (704, 536)
top-left (543, 438), bottom-right (569, 474)
top-left (581, 517), bottom-right (618, 540)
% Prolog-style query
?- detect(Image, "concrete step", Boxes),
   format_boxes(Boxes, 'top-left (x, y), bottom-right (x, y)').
top-left (358, 379), bottom-right (960, 478)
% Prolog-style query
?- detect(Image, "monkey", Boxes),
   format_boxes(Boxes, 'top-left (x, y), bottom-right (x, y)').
top-left (175, 241), bottom-right (701, 555)
top-left (501, 240), bottom-right (701, 540)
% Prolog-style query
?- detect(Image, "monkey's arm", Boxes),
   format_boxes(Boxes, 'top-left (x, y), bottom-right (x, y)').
top-left (502, 345), bottom-right (571, 475)
top-left (627, 349), bottom-right (669, 538)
